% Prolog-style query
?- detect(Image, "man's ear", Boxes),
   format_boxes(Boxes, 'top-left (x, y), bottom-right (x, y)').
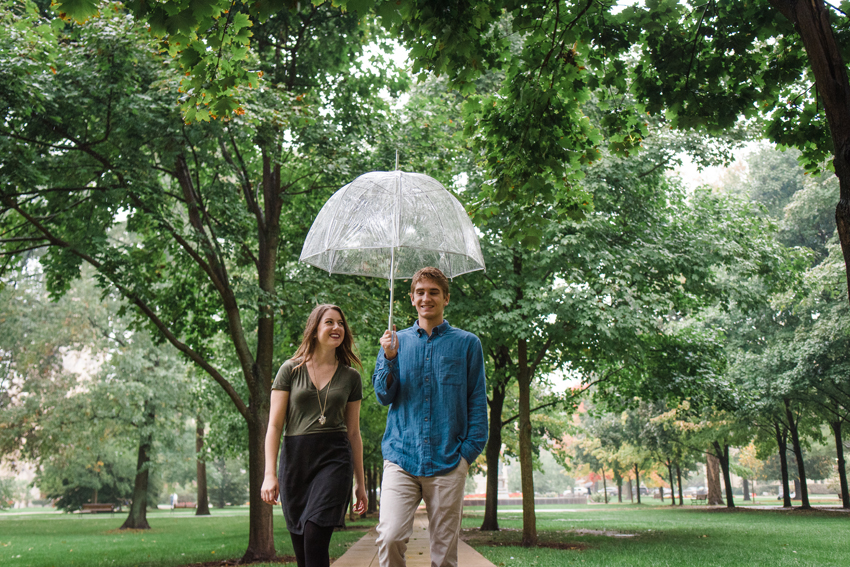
top-left (445, 293), bottom-right (450, 306)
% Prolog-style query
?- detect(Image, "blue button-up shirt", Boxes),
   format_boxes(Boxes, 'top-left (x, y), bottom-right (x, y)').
top-left (372, 320), bottom-right (488, 477)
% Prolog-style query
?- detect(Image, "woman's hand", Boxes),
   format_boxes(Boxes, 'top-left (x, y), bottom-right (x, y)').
top-left (261, 475), bottom-right (279, 505)
top-left (352, 483), bottom-right (368, 515)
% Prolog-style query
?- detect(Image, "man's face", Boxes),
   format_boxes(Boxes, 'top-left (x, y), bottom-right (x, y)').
top-left (410, 278), bottom-right (449, 322)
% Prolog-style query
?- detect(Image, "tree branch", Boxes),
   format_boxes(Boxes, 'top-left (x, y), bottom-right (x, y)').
top-left (501, 370), bottom-right (617, 427)
top-left (0, 197), bottom-right (250, 419)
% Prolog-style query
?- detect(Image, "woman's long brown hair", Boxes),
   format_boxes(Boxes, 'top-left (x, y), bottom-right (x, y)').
top-left (291, 304), bottom-right (362, 369)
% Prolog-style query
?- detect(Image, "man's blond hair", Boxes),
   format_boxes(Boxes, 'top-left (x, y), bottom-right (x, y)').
top-left (410, 267), bottom-right (449, 298)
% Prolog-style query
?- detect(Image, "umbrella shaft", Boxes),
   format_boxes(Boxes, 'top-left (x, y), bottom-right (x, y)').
top-left (388, 246), bottom-right (395, 333)
top-left (388, 279), bottom-right (394, 333)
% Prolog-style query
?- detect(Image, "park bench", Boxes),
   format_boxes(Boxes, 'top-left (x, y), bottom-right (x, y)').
top-left (172, 502), bottom-right (196, 510)
top-left (79, 503), bottom-right (117, 514)
top-left (690, 493), bottom-right (708, 505)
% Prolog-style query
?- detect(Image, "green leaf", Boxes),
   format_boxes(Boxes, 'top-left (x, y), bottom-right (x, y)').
top-left (53, 0), bottom-right (99, 24)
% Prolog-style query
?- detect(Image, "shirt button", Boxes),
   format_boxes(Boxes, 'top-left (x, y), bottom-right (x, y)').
top-left (425, 418), bottom-right (428, 421)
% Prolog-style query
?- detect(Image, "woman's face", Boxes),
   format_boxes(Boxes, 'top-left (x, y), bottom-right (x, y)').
top-left (315, 309), bottom-right (345, 350)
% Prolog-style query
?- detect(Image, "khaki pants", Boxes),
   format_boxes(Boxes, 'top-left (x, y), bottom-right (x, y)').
top-left (376, 458), bottom-right (469, 567)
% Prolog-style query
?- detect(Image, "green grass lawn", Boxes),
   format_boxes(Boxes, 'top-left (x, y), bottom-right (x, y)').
top-left (2, 503), bottom-right (847, 567)
top-left (462, 503), bottom-right (850, 567)
top-left (0, 507), bottom-right (376, 567)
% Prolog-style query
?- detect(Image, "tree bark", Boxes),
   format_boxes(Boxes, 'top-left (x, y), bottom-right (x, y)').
top-left (784, 399), bottom-right (811, 509)
top-left (367, 463), bottom-right (378, 514)
top-left (774, 421), bottom-right (792, 508)
top-left (215, 459), bottom-right (227, 509)
top-left (517, 337), bottom-right (537, 546)
top-left (667, 460), bottom-right (675, 506)
top-left (625, 477), bottom-right (632, 502)
top-left (706, 452), bottom-right (723, 505)
top-left (174, 151), bottom-right (279, 560)
top-left (195, 418), bottom-right (210, 516)
top-left (615, 469), bottom-right (623, 503)
top-left (676, 464), bottom-right (684, 506)
top-left (768, 0), bottom-right (850, 305)
top-left (634, 464), bottom-right (641, 505)
top-left (743, 477), bottom-right (750, 502)
top-left (602, 466), bottom-right (608, 504)
top-left (712, 441), bottom-right (735, 509)
top-left (121, 402), bottom-right (154, 530)
top-left (830, 420), bottom-right (850, 508)
top-left (481, 376), bottom-right (507, 531)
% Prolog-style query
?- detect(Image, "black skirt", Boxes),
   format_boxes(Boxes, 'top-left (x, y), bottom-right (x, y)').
top-left (279, 431), bottom-right (352, 535)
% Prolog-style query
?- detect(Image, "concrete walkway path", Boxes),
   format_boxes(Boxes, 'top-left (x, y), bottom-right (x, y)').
top-left (333, 510), bottom-right (495, 567)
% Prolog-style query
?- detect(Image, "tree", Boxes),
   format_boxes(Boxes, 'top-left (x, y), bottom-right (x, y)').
top-left (51, 1), bottom-right (850, 310)
top-left (1, 3), bottom-right (403, 558)
top-left (0, 268), bottom-right (191, 527)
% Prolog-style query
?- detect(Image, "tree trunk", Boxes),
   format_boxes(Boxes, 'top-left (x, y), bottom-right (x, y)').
top-left (626, 478), bottom-right (633, 502)
top-left (743, 477), bottom-right (750, 502)
top-left (775, 421), bottom-right (792, 508)
top-left (372, 463), bottom-right (379, 514)
top-left (517, 338), bottom-right (536, 547)
top-left (793, 478), bottom-right (802, 501)
top-left (238, 153), bottom-right (279, 561)
top-left (634, 464), bottom-right (641, 505)
top-left (367, 463), bottom-right (377, 514)
top-left (712, 441), bottom-right (735, 509)
top-left (121, 402), bottom-right (154, 530)
top-left (784, 399), bottom-right (811, 509)
top-left (615, 470), bottom-right (623, 503)
top-left (215, 459), bottom-right (227, 509)
top-left (706, 452), bottom-right (723, 505)
top-left (676, 464), bottom-right (684, 506)
top-left (196, 417), bottom-right (210, 516)
top-left (481, 378), bottom-right (507, 531)
top-left (667, 461), bottom-right (675, 506)
top-left (602, 466), bottom-right (608, 504)
top-left (830, 420), bottom-right (850, 508)
top-left (92, 487), bottom-right (98, 505)
top-left (768, 0), bottom-right (850, 306)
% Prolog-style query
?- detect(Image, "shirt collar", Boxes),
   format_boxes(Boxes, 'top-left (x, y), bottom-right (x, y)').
top-left (414, 319), bottom-right (451, 336)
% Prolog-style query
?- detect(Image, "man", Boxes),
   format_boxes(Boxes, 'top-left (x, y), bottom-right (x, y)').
top-left (372, 266), bottom-right (488, 567)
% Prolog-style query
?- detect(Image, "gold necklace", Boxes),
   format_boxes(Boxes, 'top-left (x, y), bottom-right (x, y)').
top-left (312, 361), bottom-right (334, 425)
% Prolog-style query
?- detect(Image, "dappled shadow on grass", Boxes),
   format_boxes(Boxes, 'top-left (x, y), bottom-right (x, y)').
top-left (461, 527), bottom-right (591, 551)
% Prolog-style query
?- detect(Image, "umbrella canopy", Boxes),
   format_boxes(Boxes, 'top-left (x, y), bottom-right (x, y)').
top-left (300, 170), bottom-right (485, 279)
top-left (300, 170), bottom-right (485, 329)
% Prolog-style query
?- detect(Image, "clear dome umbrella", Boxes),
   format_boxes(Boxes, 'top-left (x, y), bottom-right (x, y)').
top-left (300, 169), bottom-right (485, 332)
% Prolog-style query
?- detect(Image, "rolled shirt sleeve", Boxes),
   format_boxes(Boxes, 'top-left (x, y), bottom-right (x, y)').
top-left (372, 348), bottom-right (400, 406)
top-left (459, 336), bottom-right (488, 465)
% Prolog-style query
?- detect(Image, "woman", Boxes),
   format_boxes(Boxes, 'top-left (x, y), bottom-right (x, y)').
top-left (261, 304), bottom-right (367, 567)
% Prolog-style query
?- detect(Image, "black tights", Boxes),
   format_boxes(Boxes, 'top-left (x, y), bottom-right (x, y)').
top-left (289, 521), bottom-right (335, 567)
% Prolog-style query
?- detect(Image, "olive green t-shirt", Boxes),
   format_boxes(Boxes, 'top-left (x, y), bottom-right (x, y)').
top-left (272, 359), bottom-right (363, 436)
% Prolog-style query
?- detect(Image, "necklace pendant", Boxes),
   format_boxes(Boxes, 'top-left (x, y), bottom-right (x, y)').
top-left (318, 415), bottom-right (326, 425)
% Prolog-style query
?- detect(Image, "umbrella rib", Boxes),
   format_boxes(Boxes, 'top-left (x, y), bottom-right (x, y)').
top-left (419, 181), bottom-right (453, 273)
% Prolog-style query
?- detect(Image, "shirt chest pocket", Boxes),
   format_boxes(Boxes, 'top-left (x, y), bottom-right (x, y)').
top-left (439, 355), bottom-right (465, 386)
